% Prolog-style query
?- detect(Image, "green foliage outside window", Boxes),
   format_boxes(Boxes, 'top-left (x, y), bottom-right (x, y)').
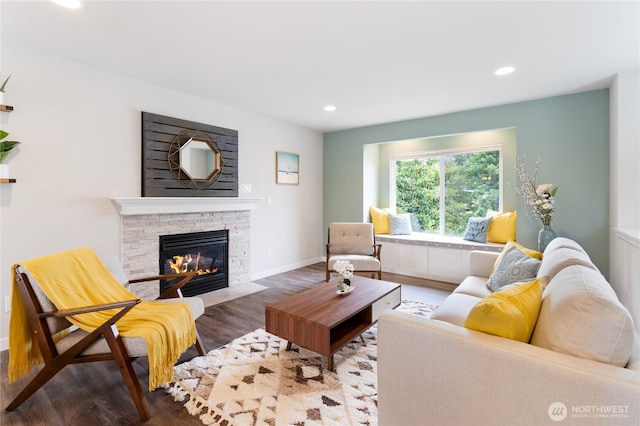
top-left (395, 150), bottom-right (500, 236)
top-left (396, 158), bottom-right (440, 233)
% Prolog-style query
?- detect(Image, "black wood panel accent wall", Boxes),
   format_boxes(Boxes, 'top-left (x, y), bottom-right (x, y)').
top-left (141, 112), bottom-right (238, 197)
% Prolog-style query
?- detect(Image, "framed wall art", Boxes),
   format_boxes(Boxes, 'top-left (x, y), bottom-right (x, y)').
top-left (276, 151), bottom-right (299, 185)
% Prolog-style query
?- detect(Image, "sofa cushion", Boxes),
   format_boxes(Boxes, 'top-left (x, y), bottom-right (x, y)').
top-left (430, 293), bottom-right (482, 327)
top-left (453, 276), bottom-right (493, 299)
top-left (542, 236), bottom-right (588, 256)
top-left (537, 246), bottom-right (597, 281)
top-left (463, 217), bottom-right (492, 243)
top-left (464, 278), bottom-right (545, 343)
top-left (469, 251), bottom-right (500, 278)
top-left (531, 265), bottom-right (635, 367)
top-left (487, 245), bottom-right (541, 291)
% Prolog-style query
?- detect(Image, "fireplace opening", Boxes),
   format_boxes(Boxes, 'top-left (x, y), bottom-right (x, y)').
top-left (159, 230), bottom-right (228, 297)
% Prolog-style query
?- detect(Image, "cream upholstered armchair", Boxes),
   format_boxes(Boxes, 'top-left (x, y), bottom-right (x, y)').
top-left (325, 222), bottom-right (382, 281)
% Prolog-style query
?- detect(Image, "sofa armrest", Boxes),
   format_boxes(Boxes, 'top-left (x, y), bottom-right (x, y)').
top-left (469, 250), bottom-right (499, 277)
top-left (377, 310), bottom-right (640, 426)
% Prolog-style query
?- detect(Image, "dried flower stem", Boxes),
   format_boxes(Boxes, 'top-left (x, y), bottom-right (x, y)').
top-left (514, 156), bottom-right (557, 227)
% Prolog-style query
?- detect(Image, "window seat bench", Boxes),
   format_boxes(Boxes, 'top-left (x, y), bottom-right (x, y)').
top-left (375, 233), bottom-right (505, 284)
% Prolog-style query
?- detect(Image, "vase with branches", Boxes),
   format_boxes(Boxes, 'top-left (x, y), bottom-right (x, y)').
top-left (514, 156), bottom-right (559, 251)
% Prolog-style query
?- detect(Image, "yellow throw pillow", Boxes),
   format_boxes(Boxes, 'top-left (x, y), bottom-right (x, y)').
top-left (464, 277), bottom-right (546, 343)
top-left (492, 240), bottom-right (543, 274)
top-left (486, 211), bottom-right (516, 243)
top-left (369, 206), bottom-right (391, 234)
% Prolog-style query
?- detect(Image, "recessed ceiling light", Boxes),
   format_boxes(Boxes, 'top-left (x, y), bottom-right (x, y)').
top-left (494, 66), bottom-right (515, 76)
top-left (324, 105), bottom-right (336, 112)
top-left (51, 0), bottom-right (82, 9)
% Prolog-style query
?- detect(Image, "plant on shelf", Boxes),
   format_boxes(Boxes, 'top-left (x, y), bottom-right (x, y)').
top-left (0, 73), bottom-right (10, 93)
top-left (0, 130), bottom-right (21, 163)
top-left (0, 72), bottom-right (11, 106)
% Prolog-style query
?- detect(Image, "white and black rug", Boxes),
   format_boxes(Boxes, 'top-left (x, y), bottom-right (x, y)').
top-left (164, 300), bottom-right (436, 425)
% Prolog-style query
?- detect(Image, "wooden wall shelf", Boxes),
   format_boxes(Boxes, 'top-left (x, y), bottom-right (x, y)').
top-left (0, 178), bottom-right (17, 183)
top-left (0, 105), bottom-right (14, 112)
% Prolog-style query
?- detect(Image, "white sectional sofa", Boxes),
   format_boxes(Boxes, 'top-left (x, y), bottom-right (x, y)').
top-left (377, 237), bottom-right (639, 425)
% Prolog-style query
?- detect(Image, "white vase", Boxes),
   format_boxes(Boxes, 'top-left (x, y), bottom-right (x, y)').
top-left (0, 164), bottom-right (9, 179)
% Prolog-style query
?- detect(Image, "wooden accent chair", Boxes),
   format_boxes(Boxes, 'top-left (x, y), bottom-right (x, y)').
top-left (5, 247), bottom-right (207, 421)
top-left (325, 222), bottom-right (382, 281)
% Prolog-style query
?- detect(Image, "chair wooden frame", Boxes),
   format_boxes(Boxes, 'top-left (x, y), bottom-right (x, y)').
top-left (5, 267), bottom-right (206, 421)
top-left (325, 225), bottom-right (382, 282)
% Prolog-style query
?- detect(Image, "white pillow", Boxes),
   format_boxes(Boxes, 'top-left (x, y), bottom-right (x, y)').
top-left (389, 213), bottom-right (412, 235)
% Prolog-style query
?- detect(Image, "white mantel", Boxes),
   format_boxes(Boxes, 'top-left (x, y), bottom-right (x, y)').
top-left (111, 197), bottom-right (261, 298)
top-left (111, 197), bottom-right (263, 216)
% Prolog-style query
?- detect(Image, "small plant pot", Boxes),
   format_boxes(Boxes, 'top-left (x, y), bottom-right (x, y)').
top-left (0, 164), bottom-right (10, 179)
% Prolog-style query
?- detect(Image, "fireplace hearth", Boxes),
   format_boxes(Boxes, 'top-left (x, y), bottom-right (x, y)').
top-left (159, 230), bottom-right (228, 297)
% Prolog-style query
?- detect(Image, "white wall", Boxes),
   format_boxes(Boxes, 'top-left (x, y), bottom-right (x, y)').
top-left (0, 43), bottom-right (324, 350)
top-left (362, 144), bottom-right (380, 222)
top-left (609, 69), bottom-right (640, 330)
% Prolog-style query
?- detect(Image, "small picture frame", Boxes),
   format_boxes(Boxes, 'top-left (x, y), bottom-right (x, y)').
top-left (276, 151), bottom-right (299, 185)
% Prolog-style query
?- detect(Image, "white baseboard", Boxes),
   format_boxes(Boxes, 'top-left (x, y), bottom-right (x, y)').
top-left (1, 336), bottom-right (8, 352)
top-left (251, 257), bottom-right (323, 281)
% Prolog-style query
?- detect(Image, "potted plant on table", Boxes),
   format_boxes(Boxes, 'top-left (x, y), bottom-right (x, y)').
top-left (333, 259), bottom-right (355, 294)
top-left (0, 130), bottom-right (21, 179)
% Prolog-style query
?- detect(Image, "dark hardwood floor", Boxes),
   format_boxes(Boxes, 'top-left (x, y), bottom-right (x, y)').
top-left (0, 262), bottom-right (452, 425)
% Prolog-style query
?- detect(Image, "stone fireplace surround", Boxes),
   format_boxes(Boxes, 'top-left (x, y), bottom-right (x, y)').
top-left (111, 197), bottom-right (261, 300)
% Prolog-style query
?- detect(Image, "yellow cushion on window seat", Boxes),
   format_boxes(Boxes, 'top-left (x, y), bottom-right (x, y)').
top-left (486, 210), bottom-right (516, 243)
top-left (369, 206), bottom-right (395, 234)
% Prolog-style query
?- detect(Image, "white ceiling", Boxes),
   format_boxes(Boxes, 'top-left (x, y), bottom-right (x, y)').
top-left (2, 0), bottom-right (639, 132)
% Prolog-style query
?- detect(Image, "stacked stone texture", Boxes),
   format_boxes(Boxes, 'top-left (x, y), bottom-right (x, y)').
top-left (121, 211), bottom-right (250, 299)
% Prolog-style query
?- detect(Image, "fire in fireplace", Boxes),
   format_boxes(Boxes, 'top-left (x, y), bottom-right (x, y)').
top-left (159, 230), bottom-right (228, 297)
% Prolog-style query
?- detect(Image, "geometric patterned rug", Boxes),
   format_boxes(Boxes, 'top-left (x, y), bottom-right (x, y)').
top-left (164, 300), bottom-right (436, 426)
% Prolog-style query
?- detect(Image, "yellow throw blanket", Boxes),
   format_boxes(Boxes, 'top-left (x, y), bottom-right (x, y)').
top-left (8, 248), bottom-right (196, 390)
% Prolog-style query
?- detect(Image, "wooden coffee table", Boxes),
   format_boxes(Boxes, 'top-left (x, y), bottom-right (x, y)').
top-left (265, 275), bottom-right (401, 370)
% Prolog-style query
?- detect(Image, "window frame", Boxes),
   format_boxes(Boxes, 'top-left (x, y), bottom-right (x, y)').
top-left (390, 144), bottom-right (504, 235)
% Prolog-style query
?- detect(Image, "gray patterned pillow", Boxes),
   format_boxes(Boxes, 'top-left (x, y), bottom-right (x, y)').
top-left (389, 213), bottom-right (412, 235)
top-left (487, 246), bottom-right (542, 292)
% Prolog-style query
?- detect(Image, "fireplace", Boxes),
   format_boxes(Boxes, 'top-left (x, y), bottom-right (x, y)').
top-left (112, 197), bottom-right (260, 301)
top-left (159, 230), bottom-right (229, 297)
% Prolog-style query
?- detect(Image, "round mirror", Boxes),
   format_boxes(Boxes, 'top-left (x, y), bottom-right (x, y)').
top-left (179, 137), bottom-right (221, 181)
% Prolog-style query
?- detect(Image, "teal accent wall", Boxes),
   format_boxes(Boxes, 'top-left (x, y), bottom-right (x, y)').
top-left (324, 90), bottom-right (610, 276)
